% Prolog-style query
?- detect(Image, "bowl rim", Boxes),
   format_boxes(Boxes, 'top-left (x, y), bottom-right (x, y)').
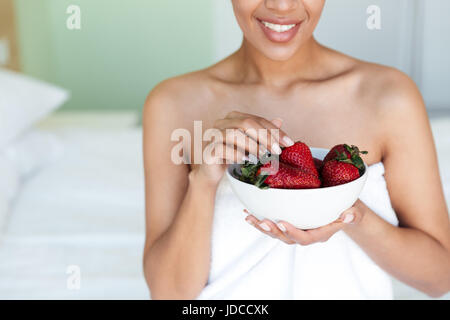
top-left (226, 147), bottom-right (368, 192)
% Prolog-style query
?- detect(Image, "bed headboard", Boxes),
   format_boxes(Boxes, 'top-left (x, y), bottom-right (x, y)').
top-left (0, 0), bottom-right (20, 71)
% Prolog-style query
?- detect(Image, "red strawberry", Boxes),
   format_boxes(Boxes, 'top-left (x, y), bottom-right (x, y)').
top-left (280, 142), bottom-right (318, 177)
top-left (321, 160), bottom-right (360, 187)
top-left (313, 157), bottom-right (324, 171)
top-left (256, 161), bottom-right (321, 189)
top-left (323, 145), bottom-right (351, 163)
top-left (323, 144), bottom-right (368, 170)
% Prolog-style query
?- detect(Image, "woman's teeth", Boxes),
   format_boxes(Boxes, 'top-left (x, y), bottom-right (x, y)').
top-left (261, 21), bottom-right (297, 33)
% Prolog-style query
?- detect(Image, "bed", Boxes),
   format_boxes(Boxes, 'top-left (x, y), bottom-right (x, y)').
top-left (0, 112), bottom-right (449, 300)
top-left (0, 112), bottom-right (149, 299)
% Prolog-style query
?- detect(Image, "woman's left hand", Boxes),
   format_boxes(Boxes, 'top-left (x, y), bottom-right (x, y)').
top-left (244, 200), bottom-right (366, 245)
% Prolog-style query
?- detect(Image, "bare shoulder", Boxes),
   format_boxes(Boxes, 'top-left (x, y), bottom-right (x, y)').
top-left (353, 61), bottom-right (425, 116)
top-left (143, 69), bottom-right (218, 127)
top-left (349, 60), bottom-right (431, 160)
top-left (321, 47), bottom-right (423, 115)
top-left (323, 45), bottom-right (427, 125)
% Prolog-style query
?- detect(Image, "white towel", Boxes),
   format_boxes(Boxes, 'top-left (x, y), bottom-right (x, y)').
top-left (198, 162), bottom-right (398, 300)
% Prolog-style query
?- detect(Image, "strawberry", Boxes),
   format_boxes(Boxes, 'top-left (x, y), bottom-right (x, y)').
top-left (323, 145), bottom-right (351, 163)
top-left (313, 157), bottom-right (324, 171)
top-left (323, 144), bottom-right (368, 171)
top-left (280, 141), bottom-right (319, 177)
top-left (321, 160), bottom-right (360, 187)
top-left (255, 161), bottom-right (321, 189)
top-left (236, 142), bottom-right (367, 189)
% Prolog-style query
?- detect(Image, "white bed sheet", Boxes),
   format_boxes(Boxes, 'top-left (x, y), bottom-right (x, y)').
top-left (0, 126), bottom-right (148, 299)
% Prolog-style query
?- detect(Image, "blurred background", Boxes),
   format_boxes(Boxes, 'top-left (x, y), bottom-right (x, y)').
top-left (0, 0), bottom-right (449, 299)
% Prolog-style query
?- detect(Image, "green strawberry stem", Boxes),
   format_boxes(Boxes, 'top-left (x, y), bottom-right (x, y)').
top-left (254, 174), bottom-right (269, 189)
top-left (335, 144), bottom-right (368, 171)
top-left (236, 160), bottom-right (270, 189)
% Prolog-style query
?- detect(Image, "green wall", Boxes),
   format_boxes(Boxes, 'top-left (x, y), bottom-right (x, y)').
top-left (14, 0), bottom-right (214, 111)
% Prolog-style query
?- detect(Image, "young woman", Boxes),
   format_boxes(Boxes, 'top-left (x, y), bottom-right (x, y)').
top-left (142, 0), bottom-right (450, 299)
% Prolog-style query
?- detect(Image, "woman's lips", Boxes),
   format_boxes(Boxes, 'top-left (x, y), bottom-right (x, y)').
top-left (257, 18), bottom-right (302, 43)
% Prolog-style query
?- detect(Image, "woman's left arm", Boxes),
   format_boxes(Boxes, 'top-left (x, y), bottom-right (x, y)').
top-left (344, 73), bottom-right (450, 297)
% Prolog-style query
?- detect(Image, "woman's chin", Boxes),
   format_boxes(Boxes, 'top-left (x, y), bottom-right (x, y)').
top-left (259, 46), bottom-right (300, 62)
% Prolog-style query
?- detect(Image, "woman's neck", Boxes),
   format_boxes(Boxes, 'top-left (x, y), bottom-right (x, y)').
top-left (234, 37), bottom-right (325, 87)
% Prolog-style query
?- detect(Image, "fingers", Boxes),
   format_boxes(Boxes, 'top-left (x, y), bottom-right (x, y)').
top-left (303, 220), bottom-right (345, 243)
top-left (277, 207), bottom-right (362, 245)
top-left (215, 114), bottom-right (294, 156)
top-left (244, 213), bottom-right (343, 246)
top-left (215, 129), bottom-right (262, 160)
top-left (244, 214), bottom-right (274, 237)
top-left (274, 221), bottom-right (315, 245)
top-left (244, 210), bottom-right (295, 244)
top-left (203, 142), bottom-right (246, 165)
top-left (243, 205), bottom-right (364, 246)
top-left (215, 118), bottom-right (280, 155)
top-left (204, 127), bottom-right (267, 164)
top-left (261, 219), bottom-right (296, 244)
top-left (339, 205), bottom-right (364, 225)
top-left (224, 110), bottom-right (247, 120)
top-left (270, 118), bottom-right (283, 129)
top-left (257, 117), bottom-right (294, 148)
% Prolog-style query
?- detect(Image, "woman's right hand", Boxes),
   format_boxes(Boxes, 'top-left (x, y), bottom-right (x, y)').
top-left (191, 111), bottom-right (295, 186)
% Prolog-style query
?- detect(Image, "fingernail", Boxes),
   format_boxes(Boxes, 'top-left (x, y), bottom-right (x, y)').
top-left (272, 143), bottom-right (282, 155)
top-left (277, 223), bottom-right (286, 232)
top-left (248, 154), bottom-right (259, 164)
top-left (259, 222), bottom-right (271, 232)
top-left (274, 117), bottom-right (283, 123)
top-left (343, 214), bottom-right (354, 224)
top-left (259, 147), bottom-right (268, 157)
top-left (283, 136), bottom-right (294, 147)
top-left (271, 118), bottom-right (283, 128)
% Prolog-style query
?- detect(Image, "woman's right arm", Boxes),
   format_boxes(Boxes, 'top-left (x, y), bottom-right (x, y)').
top-left (143, 166), bottom-right (220, 300)
top-left (142, 83), bottom-right (220, 300)
top-left (142, 83), bottom-right (292, 299)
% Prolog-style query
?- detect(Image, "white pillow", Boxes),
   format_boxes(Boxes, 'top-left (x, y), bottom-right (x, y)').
top-left (0, 69), bottom-right (69, 149)
top-left (3, 130), bottom-right (64, 177)
top-left (0, 130), bottom-right (63, 232)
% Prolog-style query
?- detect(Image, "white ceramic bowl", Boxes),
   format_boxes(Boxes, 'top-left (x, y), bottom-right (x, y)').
top-left (226, 147), bottom-right (368, 229)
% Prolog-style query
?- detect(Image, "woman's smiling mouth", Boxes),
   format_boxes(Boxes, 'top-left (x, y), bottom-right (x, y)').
top-left (257, 18), bottom-right (302, 43)
top-left (261, 21), bottom-right (297, 32)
